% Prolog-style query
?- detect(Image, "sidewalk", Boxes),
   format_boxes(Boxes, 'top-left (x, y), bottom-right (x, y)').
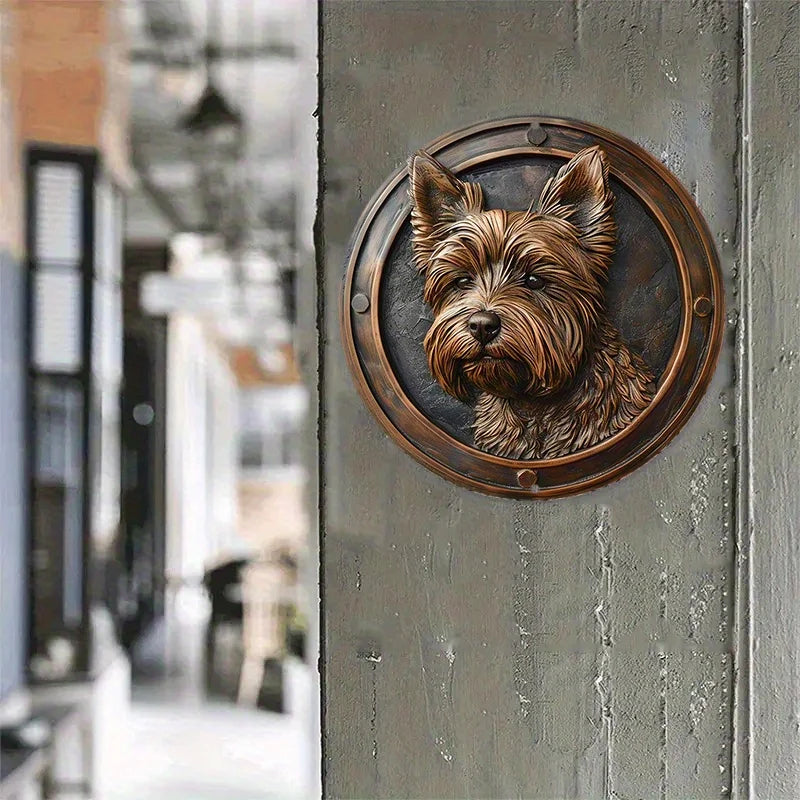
top-left (104, 620), bottom-right (313, 800)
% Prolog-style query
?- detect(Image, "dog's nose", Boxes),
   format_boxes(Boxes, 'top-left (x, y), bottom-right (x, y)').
top-left (468, 310), bottom-right (501, 344)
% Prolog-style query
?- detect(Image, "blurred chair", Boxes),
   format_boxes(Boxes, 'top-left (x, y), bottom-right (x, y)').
top-left (237, 559), bottom-right (293, 706)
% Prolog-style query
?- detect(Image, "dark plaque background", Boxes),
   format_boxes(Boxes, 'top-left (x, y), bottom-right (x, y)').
top-left (380, 154), bottom-right (682, 446)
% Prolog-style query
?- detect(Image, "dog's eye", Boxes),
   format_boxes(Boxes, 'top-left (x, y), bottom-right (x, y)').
top-left (525, 273), bottom-right (545, 290)
top-left (455, 276), bottom-right (472, 290)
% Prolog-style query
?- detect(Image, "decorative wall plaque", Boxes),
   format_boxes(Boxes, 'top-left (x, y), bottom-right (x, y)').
top-left (341, 118), bottom-right (723, 497)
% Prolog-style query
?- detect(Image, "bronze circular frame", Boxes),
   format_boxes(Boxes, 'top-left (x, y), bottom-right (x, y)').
top-left (341, 117), bottom-right (724, 498)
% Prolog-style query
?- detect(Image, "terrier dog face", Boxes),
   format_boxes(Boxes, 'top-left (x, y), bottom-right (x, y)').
top-left (409, 147), bottom-right (616, 403)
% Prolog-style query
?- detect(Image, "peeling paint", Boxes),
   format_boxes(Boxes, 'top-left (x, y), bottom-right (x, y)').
top-left (368, 660), bottom-right (379, 781)
top-left (517, 691), bottom-right (532, 717)
top-left (660, 57), bottom-right (679, 83)
top-left (357, 650), bottom-right (382, 664)
top-left (777, 344), bottom-right (798, 371)
top-left (655, 497), bottom-right (675, 526)
top-left (593, 505), bottom-right (614, 798)
top-left (658, 650), bottom-right (668, 800)
top-left (690, 434), bottom-right (720, 538)
top-left (719, 411), bottom-right (732, 555)
top-left (690, 676), bottom-right (718, 735)
top-left (434, 736), bottom-right (453, 764)
top-left (446, 540), bottom-right (454, 583)
top-left (689, 576), bottom-right (718, 640)
top-left (414, 625), bottom-right (458, 769)
top-left (659, 563), bottom-right (668, 621)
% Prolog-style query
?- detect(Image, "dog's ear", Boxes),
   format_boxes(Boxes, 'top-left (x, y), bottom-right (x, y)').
top-left (538, 146), bottom-right (615, 260)
top-left (409, 151), bottom-right (483, 273)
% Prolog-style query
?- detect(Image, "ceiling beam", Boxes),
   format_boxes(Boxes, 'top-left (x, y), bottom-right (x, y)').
top-left (130, 43), bottom-right (298, 66)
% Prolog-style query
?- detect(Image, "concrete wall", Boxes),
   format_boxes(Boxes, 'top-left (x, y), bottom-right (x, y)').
top-left (747, 3), bottom-right (800, 796)
top-left (319, 1), bottom-right (799, 797)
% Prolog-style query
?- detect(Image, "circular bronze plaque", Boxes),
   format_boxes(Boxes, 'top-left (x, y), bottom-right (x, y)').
top-left (341, 117), bottom-right (723, 498)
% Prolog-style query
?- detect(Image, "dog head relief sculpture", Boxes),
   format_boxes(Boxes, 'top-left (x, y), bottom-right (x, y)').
top-left (409, 146), bottom-right (656, 460)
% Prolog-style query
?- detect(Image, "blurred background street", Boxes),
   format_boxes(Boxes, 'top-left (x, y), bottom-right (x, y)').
top-left (0, 1), bottom-right (318, 797)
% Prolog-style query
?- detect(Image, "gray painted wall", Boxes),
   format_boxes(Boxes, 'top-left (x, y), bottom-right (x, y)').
top-left (747, 2), bottom-right (800, 796)
top-left (0, 248), bottom-right (27, 700)
top-left (319, 2), bottom-right (799, 797)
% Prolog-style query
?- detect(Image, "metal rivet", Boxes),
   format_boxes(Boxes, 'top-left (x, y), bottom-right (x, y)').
top-left (351, 293), bottom-right (370, 313)
top-left (517, 469), bottom-right (538, 489)
top-left (694, 296), bottom-right (712, 317)
top-left (526, 123), bottom-right (547, 146)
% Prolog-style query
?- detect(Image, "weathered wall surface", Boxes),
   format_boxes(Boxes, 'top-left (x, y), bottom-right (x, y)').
top-left (748, 2), bottom-right (800, 797)
top-left (319, 1), bottom-right (798, 797)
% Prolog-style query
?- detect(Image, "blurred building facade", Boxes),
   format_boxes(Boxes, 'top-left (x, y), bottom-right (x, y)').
top-left (0, 1), bottom-right (317, 797)
top-left (1, 3), bottom-right (133, 795)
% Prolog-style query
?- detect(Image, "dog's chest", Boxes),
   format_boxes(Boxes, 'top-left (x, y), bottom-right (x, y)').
top-left (519, 405), bottom-right (592, 459)
top-left (472, 395), bottom-right (590, 459)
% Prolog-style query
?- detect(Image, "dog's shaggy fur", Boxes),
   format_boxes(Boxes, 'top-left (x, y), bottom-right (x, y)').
top-left (409, 146), bottom-right (655, 459)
